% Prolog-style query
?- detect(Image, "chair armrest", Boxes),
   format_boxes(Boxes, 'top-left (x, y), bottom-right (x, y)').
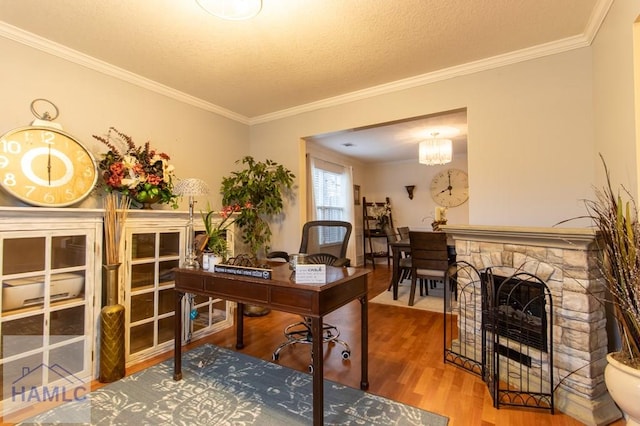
top-left (334, 258), bottom-right (351, 267)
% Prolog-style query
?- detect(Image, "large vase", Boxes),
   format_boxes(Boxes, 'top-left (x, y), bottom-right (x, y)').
top-left (134, 194), bottom-right (161, 209)
top-left (99, 263), bottom-right (125, 383)
top-left (605, 352), bottom-right (640, 425)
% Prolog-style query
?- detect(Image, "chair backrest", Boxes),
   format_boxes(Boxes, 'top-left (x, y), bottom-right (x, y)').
top-left (408, 231), bottom-right (449, 271)
top-left (299, 220), bottom-right (352, 259)
top-left (397, 226), bottom-right (410, 240)
top-left (383, 224), bottom-right (398, 245)
top-left (305, 252), bottom-right (340, 266)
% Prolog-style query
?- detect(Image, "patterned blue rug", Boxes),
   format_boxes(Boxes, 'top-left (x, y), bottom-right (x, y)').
top-left (21, 344), bottom-right (448, 425)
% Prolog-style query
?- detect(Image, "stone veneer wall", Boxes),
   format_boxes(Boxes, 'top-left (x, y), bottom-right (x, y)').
top-left (442, 225), bottom-right (622, 426)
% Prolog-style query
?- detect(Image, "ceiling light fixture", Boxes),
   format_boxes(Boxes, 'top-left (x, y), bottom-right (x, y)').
top-left (418, 132), bottom-right (452, 166)
top-left (196, 0), bottom-right (262, 20)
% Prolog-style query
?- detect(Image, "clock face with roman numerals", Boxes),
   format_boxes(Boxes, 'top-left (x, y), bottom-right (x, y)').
top-left (0, 126), bottom-right (98, 207)
top-left (429, 168), bottom-right (469, 207)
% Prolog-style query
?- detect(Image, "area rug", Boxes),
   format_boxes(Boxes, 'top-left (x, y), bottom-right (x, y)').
top-left (21, 344), bottom-right (448, 425)
top-left (370, 282), bottom-right (456, 313)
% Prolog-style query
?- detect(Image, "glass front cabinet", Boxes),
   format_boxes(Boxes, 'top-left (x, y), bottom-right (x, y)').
top-left (121, 211), bottom-right (233, 367)
top-left (0, 207), bottom-right (103, 416)
top-left (0, 208), bottom-right (235, 416)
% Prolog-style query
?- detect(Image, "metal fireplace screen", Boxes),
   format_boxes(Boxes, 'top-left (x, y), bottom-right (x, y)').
top-left (444, 264), bottom-right (554, 413)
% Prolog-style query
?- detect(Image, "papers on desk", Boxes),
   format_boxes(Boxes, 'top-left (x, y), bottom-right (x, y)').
top-left (294, 264), bottom-right (326, 284)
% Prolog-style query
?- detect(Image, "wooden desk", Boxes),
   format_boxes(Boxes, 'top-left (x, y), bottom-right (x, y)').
top-left (173, 264), bottom-right (370, 426)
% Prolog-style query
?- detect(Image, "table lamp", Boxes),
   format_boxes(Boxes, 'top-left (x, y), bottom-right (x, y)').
top-left (174, 178), bottom-right (210, 269)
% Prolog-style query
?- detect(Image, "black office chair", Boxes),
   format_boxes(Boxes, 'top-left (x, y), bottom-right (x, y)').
top-left (269, 220), bottom-right (352, 371)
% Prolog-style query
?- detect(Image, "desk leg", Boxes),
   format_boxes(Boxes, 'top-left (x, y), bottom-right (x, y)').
top-left (235, 302), bottom-right (245, 349)
top-left (360, 295), bottom-right (369, 390)
top-left (173, 290), bottom-right (185, 381)
top-left (392, 249), bottom-right (401, 300)
top-left (311, 316), bottom-right (324, 426)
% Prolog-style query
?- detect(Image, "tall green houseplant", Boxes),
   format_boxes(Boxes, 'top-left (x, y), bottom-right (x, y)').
top-left (221, 156), bottom-right (295, 258)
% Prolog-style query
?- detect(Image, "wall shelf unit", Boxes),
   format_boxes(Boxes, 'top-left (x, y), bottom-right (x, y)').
top-left (362, 197), bottom-right (393, 269)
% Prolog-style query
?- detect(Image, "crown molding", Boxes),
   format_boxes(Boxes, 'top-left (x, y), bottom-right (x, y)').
top-left (250, 0), bottom-right (613, 125)
top-left (1, 0), bottom-right (612, 127)
top-left (250, 34), bottom-right (591, 125)
top-left (0, 22), bottom-right (250, 125)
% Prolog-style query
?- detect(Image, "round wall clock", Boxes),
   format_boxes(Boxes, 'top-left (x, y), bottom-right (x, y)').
top-left (429, 168), bottom-right (469, 207)
top-left (0, 126), bottom-right (98, 207)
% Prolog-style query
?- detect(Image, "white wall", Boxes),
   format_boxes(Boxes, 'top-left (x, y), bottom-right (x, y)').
top-left (252, 47), bottom-right (598, 253)
top-left (362, 155), bottom-right (469, 231)
top-left (0, 36), bottom-right (250, 211)
top-left (592, 0), bottom-right (640, 194)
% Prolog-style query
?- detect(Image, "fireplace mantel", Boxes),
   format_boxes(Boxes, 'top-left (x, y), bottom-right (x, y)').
top-left (440, 224), bottom-right (620, 426)
top-left (442, 225), bottom-right (597, 250)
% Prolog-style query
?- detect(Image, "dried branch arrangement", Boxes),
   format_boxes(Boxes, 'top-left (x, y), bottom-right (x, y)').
top-left (104, 192), bottom-right (131, 265)
top-left (586, 157), bottom-right (640, 366)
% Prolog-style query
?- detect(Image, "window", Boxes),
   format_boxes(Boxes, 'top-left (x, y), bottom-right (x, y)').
top-left (311, 160), bottom-right (347, 245)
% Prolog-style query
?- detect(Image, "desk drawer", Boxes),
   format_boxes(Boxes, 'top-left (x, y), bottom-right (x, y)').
top-left (271, 288), bottom-right (314, 314)
top-left (176, 274), bottom-right (204, 292)
top-left (204, 278), bottom-right (269, 304)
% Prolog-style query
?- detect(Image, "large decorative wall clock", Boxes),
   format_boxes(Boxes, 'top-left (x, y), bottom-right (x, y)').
top-left (429, 168), bottom-right (469, 207)
top-left (0, 99), bottom-right (98, 207)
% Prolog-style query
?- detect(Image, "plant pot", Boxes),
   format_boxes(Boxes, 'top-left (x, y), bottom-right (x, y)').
top-left (605, 352), bottom-right (640, 425)
top-left (202, 253), bottom-right (223, 272)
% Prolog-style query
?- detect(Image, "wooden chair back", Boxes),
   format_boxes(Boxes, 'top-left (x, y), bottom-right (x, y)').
top-left (397, 226), bottom-right (410, 240)
top-left (408, 231), bottom-right (449, 271)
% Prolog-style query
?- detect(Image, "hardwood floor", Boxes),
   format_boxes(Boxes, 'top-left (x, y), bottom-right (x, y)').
top-left (6, 264), bottom-right (624, 425)
top-left (163, 264), bottom-right (624, 425)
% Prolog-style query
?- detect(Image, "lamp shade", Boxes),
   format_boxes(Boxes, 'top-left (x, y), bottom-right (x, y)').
top-left (419, 139), bottom-right (452, 166)
top-left (174, 178), bottom-right (210, 196)
top-left (196, 0), bottom-right (262, 20)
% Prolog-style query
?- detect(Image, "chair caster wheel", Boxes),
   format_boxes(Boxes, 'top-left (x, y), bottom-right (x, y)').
top-left (308, 364), bottom-right (314, 373)
top-left (341, 350), bottom-right (351, 360)
top-left (273, 353), bottom-right (279, 361)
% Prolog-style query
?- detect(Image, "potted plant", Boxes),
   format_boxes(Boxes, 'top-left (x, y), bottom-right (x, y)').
top-left (201, 203), bottom-right (242, 262)
top-left (220, 156), bottom-right (295, 259)
top-left (581, 157), bottom-right (640, 423)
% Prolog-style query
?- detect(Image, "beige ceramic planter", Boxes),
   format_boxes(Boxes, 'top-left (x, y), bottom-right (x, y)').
top-left (605, 352), bottom-right (640, 425)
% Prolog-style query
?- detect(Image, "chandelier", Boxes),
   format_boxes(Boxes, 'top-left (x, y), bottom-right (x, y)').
top-left (196, 0), bottom-right (262, 20)
top-left (418, 133), bottom-right (452, 165)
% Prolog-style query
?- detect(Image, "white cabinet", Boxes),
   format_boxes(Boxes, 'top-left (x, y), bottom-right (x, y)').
top-left (120, 211), bottom-right (233, 366)
top-left (0, 207), bottom-right (102, 415)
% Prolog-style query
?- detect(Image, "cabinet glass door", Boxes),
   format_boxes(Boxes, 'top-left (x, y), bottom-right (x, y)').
top-left (126, 229), bottom-right (180, 361)
top-left (0, 229), bottom-right (94, 409)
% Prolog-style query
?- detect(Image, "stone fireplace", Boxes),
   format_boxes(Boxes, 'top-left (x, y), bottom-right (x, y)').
top-left (443, 225), bottom-right (622, 426)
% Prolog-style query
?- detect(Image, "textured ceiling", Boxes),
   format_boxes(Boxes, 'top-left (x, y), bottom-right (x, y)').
top-left (0, 0), bottom-right (607, 163)
top-left (0, 0), bottom-right (602, 120)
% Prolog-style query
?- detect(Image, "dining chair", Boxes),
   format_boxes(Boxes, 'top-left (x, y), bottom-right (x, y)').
top-left (397, 226), bottom-right (410, 240)
top-left (396, 226), bottom-right (412, 281)
top-left (408, 231), bottom-right (450, 306)
top-left (384, 226), bottom-right (412, 290)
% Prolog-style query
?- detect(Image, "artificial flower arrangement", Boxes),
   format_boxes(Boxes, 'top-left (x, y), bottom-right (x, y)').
top-left (201, 203), bottom-right (249, 258)
top-left (370, 201), bottom-right (392, 227)
top-left (93, 127), bottom-right (178, 208)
